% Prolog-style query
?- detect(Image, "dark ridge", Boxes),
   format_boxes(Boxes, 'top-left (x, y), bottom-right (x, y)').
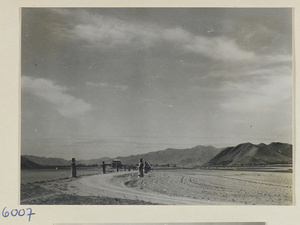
top-left (205, 142), bottom-right (292, 167)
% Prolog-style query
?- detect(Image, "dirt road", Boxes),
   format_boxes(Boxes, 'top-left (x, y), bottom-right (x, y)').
top-left (67, 171), bottom-right (218, 205)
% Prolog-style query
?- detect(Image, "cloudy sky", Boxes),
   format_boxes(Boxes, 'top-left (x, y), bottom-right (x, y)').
top-left (21, 8), bottom-right (292, 160)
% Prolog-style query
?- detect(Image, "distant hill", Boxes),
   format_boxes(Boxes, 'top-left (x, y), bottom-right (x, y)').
top-left (77, 157), bottom-right (113, 165)
top-left (205, 142), bottom-right (292, 167)
top-left (22, 155), bottom-right (113, 167)
top-left (22, 155), bottom-right (70, 166)
top-left (116, 145), bottom-right (223, 166)
top-left (21, 156), bottom-right (41, 169)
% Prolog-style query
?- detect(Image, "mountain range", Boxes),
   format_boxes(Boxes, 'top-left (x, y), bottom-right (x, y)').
top-left (21, 155), bottom-right (112, 167)
top-left (116, 145), bottom-right (222, 166)
top-left (21, 142), bottom-right (292, 169)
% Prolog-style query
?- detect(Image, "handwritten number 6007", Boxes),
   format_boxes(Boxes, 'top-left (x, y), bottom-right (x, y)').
top-left (2, 207), bottom-right (35, 221)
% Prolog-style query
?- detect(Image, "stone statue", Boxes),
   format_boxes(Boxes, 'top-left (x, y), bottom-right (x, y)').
top-left (102, 161), bottom-right (106, 174)
top-left (138, 158), bottom-right (144, 177)
top-left (71, 158), bottom-right (76, 178)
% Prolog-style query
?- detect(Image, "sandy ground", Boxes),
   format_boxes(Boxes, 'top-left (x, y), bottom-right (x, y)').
top-left (21, 169), bottom-right (293, 205)
top-left (122, 169), bottom-right (293, 205)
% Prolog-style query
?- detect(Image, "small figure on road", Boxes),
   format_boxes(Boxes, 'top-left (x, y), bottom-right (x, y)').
top-left (138, 158), bottom-right (144, 177)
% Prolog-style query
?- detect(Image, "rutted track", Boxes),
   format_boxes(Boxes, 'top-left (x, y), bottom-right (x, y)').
top-left (68, 171), bottom-right (217, 205)
top-left (67, 169), bottom-right (292, 205)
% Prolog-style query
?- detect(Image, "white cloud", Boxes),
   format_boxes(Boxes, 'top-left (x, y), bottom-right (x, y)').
top-left (86, 81), bottom-right (109, 88)
top-left (263, 54), bottom-right (292, 65)
top-left (114, 84), bottom-right (128, 90)
top-left (51, 10), bottom-right (255, 62)
top-left (22, 76), bottom-right (92, 117)
top-left (244, 65), bottom-right (291, 77)
top-left (162, 27), bottom-right (191, 42)
top-left (185, 35), bottom-right (255, 62)
top-left (163, 28), bottom-right (255, 62)
top-left (68, 14), bottom-right (158, 48)
top-left (219, 73), bottom-right (291, 113)
top-left (86, 81), bottom-right (128, 90)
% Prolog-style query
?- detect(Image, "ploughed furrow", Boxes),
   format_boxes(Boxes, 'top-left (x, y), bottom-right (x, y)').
top-left (136, 172), bottom-right (228, 200)
top-left (141, 172), bottom-right (182, 196)
top-left (122, 170), bottom-right (292, 205)
top-left (147, 172), bottom-right (234, 201)
top-left (194, 172), bottom-right (291, 201)
top-left (141, 172), bottom-right (184, 195)
top-left (187, 176), bottom-right (242, 201)
top-left (222, 173), bottom-right (291, 188)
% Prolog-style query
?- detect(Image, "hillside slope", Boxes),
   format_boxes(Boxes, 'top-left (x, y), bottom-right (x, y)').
top-left (22, 155), bottom-right (113, 167)
top-left (116, 145), bottom-right (222, 166)
top-left (205, 142), bottom-right (292, 167)
top-left (21, 156), bottom-right (41, 169)
top-left (22, 155), bottom-right (70, 166)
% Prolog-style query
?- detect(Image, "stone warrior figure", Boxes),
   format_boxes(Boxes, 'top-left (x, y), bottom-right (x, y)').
top-left (71, 158), bottom-right (76, 178)
top-left (138, 158), bottom-right (144, 177)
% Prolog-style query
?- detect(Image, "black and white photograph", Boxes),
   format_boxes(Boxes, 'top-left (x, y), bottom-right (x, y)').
top-left (21, 8), bottom-right (293, 205)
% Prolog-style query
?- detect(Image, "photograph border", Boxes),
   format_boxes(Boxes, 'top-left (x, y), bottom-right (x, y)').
top-left (0, 0), bottom-right (299, 225)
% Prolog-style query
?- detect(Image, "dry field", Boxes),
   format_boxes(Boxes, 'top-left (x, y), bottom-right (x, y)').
top-left (21, 168), bottom-right (293, 205)
top-left (121, 169), bottom-right (293, 205)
